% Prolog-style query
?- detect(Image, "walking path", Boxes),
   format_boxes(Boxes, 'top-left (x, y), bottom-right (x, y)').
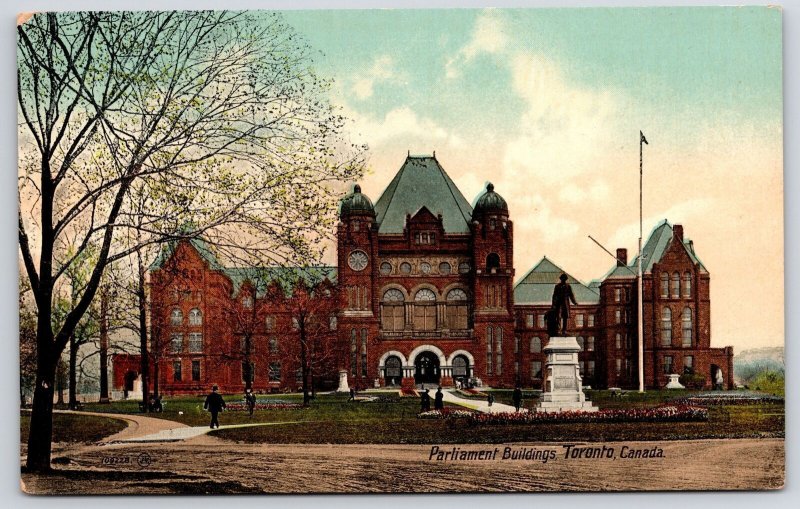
top-left (425, 389), bottom-right (528, 414)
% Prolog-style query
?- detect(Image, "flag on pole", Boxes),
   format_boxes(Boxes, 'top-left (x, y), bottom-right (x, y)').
top-left (640, 131), bottom-right (648, 145)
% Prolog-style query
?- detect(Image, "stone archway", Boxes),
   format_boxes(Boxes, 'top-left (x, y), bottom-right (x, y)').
top-left (414, 352), bottom-right (440, 384)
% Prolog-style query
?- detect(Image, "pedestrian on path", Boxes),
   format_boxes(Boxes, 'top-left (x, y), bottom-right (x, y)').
top-left (420, 389), bottom-right (431, 412)
top-left (434, 387), bottom-right (444, 411)
top-left (487, 393), bottom-right (494, 407)
top-left (245, 389), bottom-right (256, 416)
top-left (204, 385), bottom-right (226, 429)
top-left (349, 387), bottom-right (356, 401)
top-left (512, 386), bottom-right (523, 412)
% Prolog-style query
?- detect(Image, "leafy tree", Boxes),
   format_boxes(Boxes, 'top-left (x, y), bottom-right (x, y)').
top-left (18, 11), bottom-right (364, 471)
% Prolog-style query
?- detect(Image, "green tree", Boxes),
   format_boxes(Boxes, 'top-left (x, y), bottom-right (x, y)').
top-left (18, 11), bottom-right (364, 471)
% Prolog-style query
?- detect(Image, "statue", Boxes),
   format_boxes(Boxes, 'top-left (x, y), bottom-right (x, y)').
top-left (551, 273), bottom-right (578, 336)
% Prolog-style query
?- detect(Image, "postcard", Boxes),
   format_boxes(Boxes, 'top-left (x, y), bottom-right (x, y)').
top-left (18, 6), bottom-right (783, 494)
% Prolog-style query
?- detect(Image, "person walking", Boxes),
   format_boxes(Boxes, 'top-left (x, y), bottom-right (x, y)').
top-left (245, 388), bottom-right (256, 416)
top-left (348, 387), bottom-right (356, 402)
top-left (420, 389), bottom-right (431, 412)
top-left (434, 386), bottom-right (444, 411)
top-left (487, 392), bottom-right (494, 408)
top-left (204, 385), bottom-right (226, 429)
top-left (512, 386), bottom-right (523, 412)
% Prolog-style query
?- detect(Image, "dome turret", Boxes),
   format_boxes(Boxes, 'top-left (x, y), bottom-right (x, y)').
top-left (340, 184), bottom-right (375, 218)
top-left (473, 182), bottom-right (508, 216)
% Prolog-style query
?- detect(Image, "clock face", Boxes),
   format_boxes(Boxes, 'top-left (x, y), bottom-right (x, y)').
top-left (348, 250), bottom-right (368, 271)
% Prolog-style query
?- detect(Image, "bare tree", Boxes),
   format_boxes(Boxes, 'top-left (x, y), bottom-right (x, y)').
top-left (18, 11), bottom-right (364, 471)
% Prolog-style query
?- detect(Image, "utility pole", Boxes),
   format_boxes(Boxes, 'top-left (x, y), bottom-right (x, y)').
top-left (637, 131), bottom-right (648, 393)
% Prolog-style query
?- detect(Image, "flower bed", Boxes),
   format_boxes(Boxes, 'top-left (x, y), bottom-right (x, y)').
top-left (399, 388), bottom-right (418, 397)
top-left (469, 405), bottom-right (708, 425)
top-left (417, 408), bottom-right (475, 419)
top-left (225, 401), bottom-right (303, 412)
top-left (671, 395), bottom-right (784, 407)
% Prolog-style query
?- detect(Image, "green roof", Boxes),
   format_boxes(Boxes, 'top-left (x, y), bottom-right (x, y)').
top-left (514, 257), bottom-right (600, 305)
top-left (223, 266), bottom-right (337, 297)
top-left (373, 155), bottom-right (473, 234)
top-left (627, 220), bottom-right (707, 274)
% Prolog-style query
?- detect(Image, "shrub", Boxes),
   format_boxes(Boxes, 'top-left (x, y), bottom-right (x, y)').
top-left (679, 373), bottom-right (706, 389)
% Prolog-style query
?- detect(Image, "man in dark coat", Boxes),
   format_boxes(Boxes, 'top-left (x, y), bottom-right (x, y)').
top-left (245, 389), bottom-right (256, 416)
top-left (434, 387), bottom-right (444, 411)
top-left (552, 273), bottom-right (578, 336)
top-left (512, 386), bottom-right (523, 412)
top-left (420, 389), bottom-right (431, 412)
top-left (204, 385), bottom-right (226, 429)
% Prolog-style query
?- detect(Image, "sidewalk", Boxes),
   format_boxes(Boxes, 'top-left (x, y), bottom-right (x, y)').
top-left (427, 389), bottom-right (528, 414)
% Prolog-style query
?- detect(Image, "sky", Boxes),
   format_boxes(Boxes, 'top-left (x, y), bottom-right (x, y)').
top-left (280, 7), bottom-right (784, 353)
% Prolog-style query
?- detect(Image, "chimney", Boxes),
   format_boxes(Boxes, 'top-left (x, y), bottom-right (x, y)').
top-left (674, 224), bottom-right (684, 241)
top-left (616, 248), bottom-right (627, 267)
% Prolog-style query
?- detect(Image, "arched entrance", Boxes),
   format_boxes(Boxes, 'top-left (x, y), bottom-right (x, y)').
top-left (124, 371), bottom-right (138, 392)
top-left (384, 356), bottom-right (403, 386)
top-left (452, 354), bottom-right (471, 385)
top-left (415, 352), bottom-right (440, 384)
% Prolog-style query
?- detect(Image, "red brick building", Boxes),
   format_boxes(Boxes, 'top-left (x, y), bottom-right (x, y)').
top-left (113, 154), bottom-right (733, 394)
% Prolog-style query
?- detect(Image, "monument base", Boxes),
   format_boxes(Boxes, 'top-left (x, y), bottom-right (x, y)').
top-left (336, 370), bottom-right (350, 392)
top-left (665, 373), bottom-right (686, 389)
top-left (534, 336), bottom-right (598, 413)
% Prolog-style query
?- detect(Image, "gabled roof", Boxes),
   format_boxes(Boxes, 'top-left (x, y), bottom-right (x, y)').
top-left (373, 155), bottom-right (473, 234)
top-left (224, 266), bottom-right (337, 297)
top-left (150, 237), bottom-right (224, 271)
top-left (628, 220), bottom-right (708, 273)
top-left (514, 257), bottom-right (600, 305)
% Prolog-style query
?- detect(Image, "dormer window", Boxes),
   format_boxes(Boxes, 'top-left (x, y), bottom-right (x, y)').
top-left (415, 232), bottom-right (435, 244)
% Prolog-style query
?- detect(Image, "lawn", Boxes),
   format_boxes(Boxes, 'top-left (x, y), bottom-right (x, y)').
top-left (20, 413), bottom-right (127, 445)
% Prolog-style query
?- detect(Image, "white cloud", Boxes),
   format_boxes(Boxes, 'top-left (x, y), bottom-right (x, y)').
top-left (445, 10), bottom-right (509, 79)
top-left (352, 55), bottom-right (397, 100)
top-left (605, 198), bottom-right (716, 251)
top-left (559, 180), bottom-right (611, 204)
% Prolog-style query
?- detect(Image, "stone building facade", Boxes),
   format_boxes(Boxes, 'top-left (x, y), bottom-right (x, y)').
top-left (113, 154), bottom-right (733, 394)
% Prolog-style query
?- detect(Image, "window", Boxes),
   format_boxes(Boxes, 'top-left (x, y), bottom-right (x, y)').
top-left (329, 315), bottom-right (338, 331)
top-left (663, 355), bottom-right (674, 374)
top-left (661, 273), bottom-right (669, 298)
top-left (625, 359), bottom-right (632, 378)
top-left (615, 333), bottom-right (622, 349)
top-left (626, 332), bottom-right (634, 350)
top-left (486, 253), bottom-right (501, 273)
top-left (682, 307), bottom-right (693, 347)
top-left (242, 362), bottom-right (255, 383)
top-left (515, 361), bottom-right (519, 376)
top-left (350, 330), bottom-right (357, 377)
top-left (415, 232), bottom-right (435, 244)
top-left (576, 314), bottom-right (584, 328)
top-left (531, 361), bottom-right (542, 379)
top-left (661, 307), bottom-right (672, 346)
top-left (615, 358), bottom-right (622, 377)
top-left (170, 308), bottom-right (183, 326)
top-left (188, 308), bottom-right (202, 326)
top-left (530, 336), bottom-right (542, 353)
top-left (170, 334), bottom-right (183, 354)
top-left (588, 314), bottom-right (595, 327)
top-left (458, 262), bottom-right (470, 274)
top-left (292, 317), bottom-right (299, 330)
top-left (413, 289), bottom-right (437, 330)
top-left (495, 328), bottom-right (503, 375)
top-left (265, 315), bottom-right (275, 331)
top-left (526, 314), bottom-right (534, 328)
top-left (361, 329), bottom-right (368, 377)
top-left (615, 310), bottom-right (621, 324)
top-left (382, 288), bottom-right (405, 331)
top-left (380, 262), bottom-right (392, 275)
top-left (446, 289), bottom-right (468, 329)
top-left (268, 362), bottom-right (281, 381)
top-left (537, 314), bottom-right (545, 328)
top-left (579, 361), bottom-right (585, 375)
top-left (191, 360), bottom-right (200, 382)
top-left (671, 272), bottom-right (680, 298)
top-left (269, 337), bottom-right (278, 354)
top-left (385, 356), bottom-right (402, 380)
top-left (625, 287), bottom-right (631, 303)
top-left (400, 262), bottom-right (412, 274)
top-left (587, 360), bottom-right (595, 378)
top-left (188, 333), bottom-right (203, 353)
top-left (514, 336), bottom-right (520, 354)
top-left (614, 288), bottom-right (621, 302)
top-left (683, 355), bottom-right (694, 375)
top-left (439, 262), bottom-right (451, 275)
top-left (242, 295), bottom-right (253, 308)
top-left (683, 272), bottom-right (692, 298)
top-left (453, 355), bottom-right (469, 378)
top-left (577, 337), bottom-right (584, 352)
top-left (486, 327), bottom-right (493, 375)
top-left (587, 336), bottom-right (595, 352)
top-left (173, 361), bottom-right (182, 381)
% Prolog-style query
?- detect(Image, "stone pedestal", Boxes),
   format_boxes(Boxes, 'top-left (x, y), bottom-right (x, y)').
top-left (336, 370), bottom-right (350, 392)
top-left (665, 374), bottom-right (685, 389)
top-left (534, 337), bottom-right (598, 413)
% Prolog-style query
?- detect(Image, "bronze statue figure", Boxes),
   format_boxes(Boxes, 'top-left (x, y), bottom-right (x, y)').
top-left (551, 273), bottom-right (578, 336)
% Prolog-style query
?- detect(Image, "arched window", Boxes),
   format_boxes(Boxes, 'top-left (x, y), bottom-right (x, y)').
top-left (661, 307), bottom-right (672, 346)
top-left (682, 307), bottom-right (693, 347)
top-left (170, 308), bottom-right (183, 326)
top-left (530, 336), bottom-right (541, 353)
top-left (671, 272), bottom-right (680, 298)
top-left (486, 253), bottom-right (501, 273)
top-left (381, 289), bottom-right (405, 331)
top-left (188, 308), bottom-right (202, 326)
top-left (413, 289), bottom-right (437, 330)
top-left (385, 356), bottom-right (402, 383)
top-left (452, 355), bottom-right (469, 378)
top-left (683, 271), bottom-right (692, 298)
top-left (361, 329), bottom-right (368, 377)
top-left (350, 330), bottom-right (358, 376)
top-left (495, 328), bottom-right (503, 375)
top-left (486, 327), bottom-right (493, 375)
top-left (660, 273), bottom-right (669, 298)
top-left (446, 288), bottom-right (468, 330)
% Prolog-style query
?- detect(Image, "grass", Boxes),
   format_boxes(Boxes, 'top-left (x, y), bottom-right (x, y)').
top-left (20, 413), bottom-right (127, 445)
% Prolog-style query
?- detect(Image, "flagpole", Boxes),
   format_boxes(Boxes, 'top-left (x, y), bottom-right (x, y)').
top-left (637, 132), bottom-right (646, 393)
